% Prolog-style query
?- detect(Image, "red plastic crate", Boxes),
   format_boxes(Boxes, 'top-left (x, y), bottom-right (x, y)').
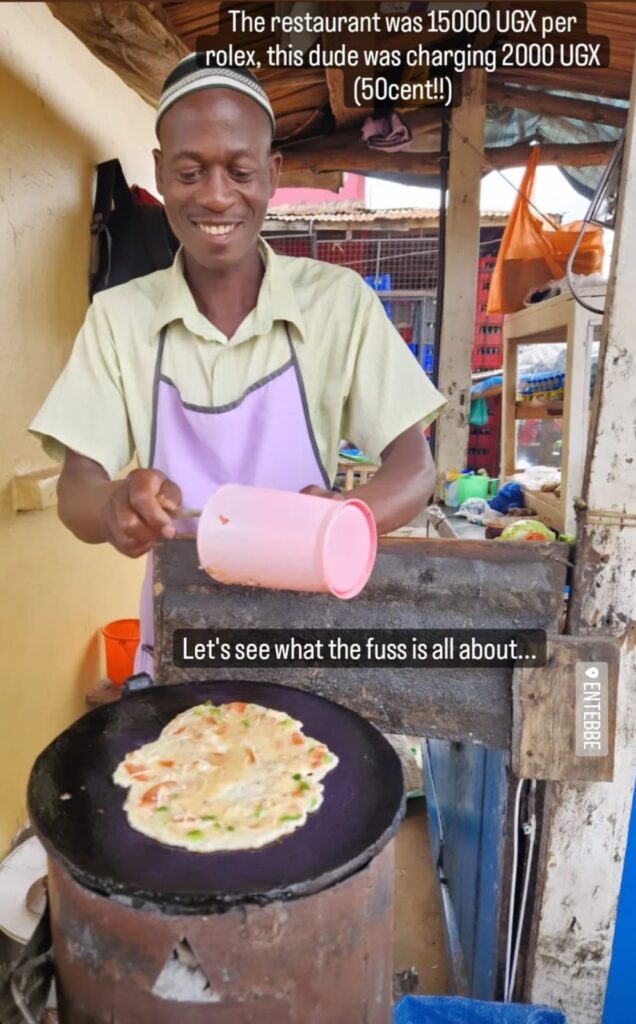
top-left (478, 255), bottom-right (497, 273)
top-left (473, 347), bottom-right (502, 371)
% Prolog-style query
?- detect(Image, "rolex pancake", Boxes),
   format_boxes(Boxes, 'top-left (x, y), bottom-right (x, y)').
top-left (113, 701), bottom-right (339, 853)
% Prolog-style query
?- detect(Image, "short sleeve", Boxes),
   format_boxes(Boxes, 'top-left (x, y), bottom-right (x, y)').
top-left (341, 285), bottom-right (446, 461)
top-left (29, 296), bottom-right (134, 478)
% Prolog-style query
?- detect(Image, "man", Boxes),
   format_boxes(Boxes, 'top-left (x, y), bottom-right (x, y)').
top-left (30, 55), bottom-right (445, 673)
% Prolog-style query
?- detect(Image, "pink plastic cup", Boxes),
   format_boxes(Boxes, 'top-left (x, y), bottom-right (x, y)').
top-left (196, 484), bottom-right (377, 599)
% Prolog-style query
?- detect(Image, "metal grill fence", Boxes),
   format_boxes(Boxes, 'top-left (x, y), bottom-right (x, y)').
top-left (263, 229), bottom-right (440, 291)
top-left (263, 229), bottom-right (439, 370)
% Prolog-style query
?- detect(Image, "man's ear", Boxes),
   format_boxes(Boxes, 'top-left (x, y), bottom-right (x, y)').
top-left (153, 148), bottom-right (164, 197)
top-left (268, 150), bottom-right (283, 198)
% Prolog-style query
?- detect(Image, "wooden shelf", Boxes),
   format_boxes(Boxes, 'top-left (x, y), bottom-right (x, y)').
top-left (515, 400), bottom-right (564, 420)
top-left (502, 292), bottom-right (606, 536)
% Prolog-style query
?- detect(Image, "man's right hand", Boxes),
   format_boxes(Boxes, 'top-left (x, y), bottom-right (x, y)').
top-left (101, 469), bottom-right (183, 557)
top-left (57, 451), bottom-right (183, 556)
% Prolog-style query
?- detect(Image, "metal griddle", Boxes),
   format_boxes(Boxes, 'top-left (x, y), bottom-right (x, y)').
top-left (27, 681), bottom-right (405, 912)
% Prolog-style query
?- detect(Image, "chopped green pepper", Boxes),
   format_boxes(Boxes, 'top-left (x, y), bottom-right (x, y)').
top-left (186, 830), bottom-right (204, 840)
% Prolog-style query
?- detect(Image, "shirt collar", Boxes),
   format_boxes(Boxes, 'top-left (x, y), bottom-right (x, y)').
top-left (151, 238), bottom-right (306, 343)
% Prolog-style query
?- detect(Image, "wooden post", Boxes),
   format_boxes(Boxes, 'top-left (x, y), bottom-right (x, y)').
top-left (523, 55), bottom-right (636, 1020)
top-left (434, 70), bottom-right (486, 494)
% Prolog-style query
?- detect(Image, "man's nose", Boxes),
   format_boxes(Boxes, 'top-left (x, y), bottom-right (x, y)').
top-left (198, 168), bottom-right (234, 210)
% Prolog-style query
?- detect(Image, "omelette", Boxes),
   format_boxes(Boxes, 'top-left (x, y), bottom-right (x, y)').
top-left (113, 701), bottom-right (339, 852)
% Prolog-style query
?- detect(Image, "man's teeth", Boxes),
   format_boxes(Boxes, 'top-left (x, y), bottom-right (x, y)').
top-left (197, 223), bottom-right (235, 236)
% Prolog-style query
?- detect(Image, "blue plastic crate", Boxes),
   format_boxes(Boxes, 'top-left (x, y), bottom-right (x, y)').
top-left (364, 273), bottom-right (392, 292)
top-left (394, 997), bottom-right (566, 1024)
top-left (421, 345), bottom-right (434, 374)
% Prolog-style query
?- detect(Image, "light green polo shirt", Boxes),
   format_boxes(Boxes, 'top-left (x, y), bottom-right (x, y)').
top-left (30, 240), bottom-right (445, 482)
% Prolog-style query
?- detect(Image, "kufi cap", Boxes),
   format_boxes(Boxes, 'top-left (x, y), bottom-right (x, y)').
top-left (156, 53), bottom-right (275, 134)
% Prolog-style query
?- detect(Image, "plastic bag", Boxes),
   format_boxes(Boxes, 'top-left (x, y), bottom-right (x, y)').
top-left (488, 147), bottom-right (604, 315)
top-left (394, 995), bottom-right (566, 1024)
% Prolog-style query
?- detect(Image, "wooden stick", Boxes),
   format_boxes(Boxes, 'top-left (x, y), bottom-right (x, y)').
top-left (487, 82), bottom-right (628, 129)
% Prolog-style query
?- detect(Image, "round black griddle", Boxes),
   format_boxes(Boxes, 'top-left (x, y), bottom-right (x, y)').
top-left (28, 681), bottom-right (405, 912)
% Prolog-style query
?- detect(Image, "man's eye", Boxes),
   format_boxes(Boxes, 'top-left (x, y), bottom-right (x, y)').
top-left (177, 169), bottom-right (201, 183)
top-left (231, 169), bottom-right (254, 182)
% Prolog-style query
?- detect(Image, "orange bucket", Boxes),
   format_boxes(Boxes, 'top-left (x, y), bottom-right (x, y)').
top-left (102, 619), bottom-right (140, 686)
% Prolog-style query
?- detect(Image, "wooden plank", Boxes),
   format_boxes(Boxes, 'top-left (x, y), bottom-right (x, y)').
top-left (434, 69), bottom-right (486, 492)
top-left (513, 635), bottom-right (619, 781)
top-left (280, 140), bottom-right (616, 177)
top-left (153, 535), bottom-right (567, 750)
top-left (524, 53), bottom-right (636, 1021)
top-left (515, 401), bottom-right (564, 421)
top-left (501, 313), bottom-right (519, 479)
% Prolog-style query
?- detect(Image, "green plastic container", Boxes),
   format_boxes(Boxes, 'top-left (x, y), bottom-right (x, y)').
top-left (456, 474), bottom-right (489, 504)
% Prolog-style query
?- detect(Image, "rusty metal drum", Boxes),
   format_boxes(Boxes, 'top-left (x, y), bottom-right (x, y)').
top-left (48, 843), bottom-right (394, 1024)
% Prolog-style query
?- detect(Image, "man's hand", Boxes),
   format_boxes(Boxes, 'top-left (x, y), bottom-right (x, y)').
top-left (101, 469), bottom-right (182, 557)
top-left (58, 451), bottom-right (182, 557)
top-left (303, 425), bottom-right (435, 535)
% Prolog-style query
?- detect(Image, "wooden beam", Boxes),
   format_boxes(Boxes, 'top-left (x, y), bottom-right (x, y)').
top-left (435, 69), bottom-right (486, 492)
top-left (513, 634), bottom-right (619, 782)
top-left (280, 140), bottom-right (616, 176)
top-left (524, 53), bottom-right (636, 1021)
top-left (153, 535), bottom-right (567, 750)
top-left (46, 1), bottom-right (186, 105)
top-left (488, 82), bottom-right (628, 129)
top-left (277, 169), bottom-right (342, 191)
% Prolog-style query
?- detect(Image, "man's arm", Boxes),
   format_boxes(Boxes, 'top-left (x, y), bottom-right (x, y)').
top-left (303, 422), bottom-right (435, 535)
top-left (58, 450), bottom-right (182, 557)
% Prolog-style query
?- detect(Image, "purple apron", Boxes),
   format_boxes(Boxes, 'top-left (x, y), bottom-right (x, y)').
top-left (134, 324), bottom-right (329, 676)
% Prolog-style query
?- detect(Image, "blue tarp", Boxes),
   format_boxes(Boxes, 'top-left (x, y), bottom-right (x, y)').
top-left (394, 996), bottom-right (566, 1024)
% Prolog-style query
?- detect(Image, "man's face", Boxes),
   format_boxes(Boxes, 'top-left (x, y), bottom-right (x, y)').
top-left (154, 90), bottom-right (281, 271)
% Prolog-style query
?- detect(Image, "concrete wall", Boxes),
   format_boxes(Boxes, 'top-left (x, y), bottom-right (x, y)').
top-left (271, 172), bottom-right (366, 206)
top-left (0, 3), bottom-right (156, 854)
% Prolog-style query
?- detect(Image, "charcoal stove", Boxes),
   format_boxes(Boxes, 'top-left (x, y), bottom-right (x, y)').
top-left (27, 680), bottom-right (405, 1023)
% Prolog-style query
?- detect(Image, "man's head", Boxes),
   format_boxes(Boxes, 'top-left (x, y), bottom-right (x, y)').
top-left (153, 56), bottom-right (282, 272)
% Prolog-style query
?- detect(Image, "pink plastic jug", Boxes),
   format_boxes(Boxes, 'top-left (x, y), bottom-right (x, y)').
top-left (196, 484), bottom-right (377, 599)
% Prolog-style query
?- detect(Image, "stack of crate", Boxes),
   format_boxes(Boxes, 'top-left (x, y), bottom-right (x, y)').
top-left (467, 254), bottom-right (503, 478)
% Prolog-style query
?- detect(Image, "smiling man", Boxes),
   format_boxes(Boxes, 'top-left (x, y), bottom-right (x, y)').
top-left (30, 55), bottom-right (445, 675)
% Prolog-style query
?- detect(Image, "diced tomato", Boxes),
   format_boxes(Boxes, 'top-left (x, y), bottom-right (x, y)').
top-left (125, 764), bottom-right (151, 780)
top-left (310, 750), bottom-right (325, 769)
top-left (159, 760), bottom-right (175, 768)
top-left (140, 782), bottom-right (176, 807)
top-left (245, 747), bottom-right (256, 764)
top-left (225, 702), bottom-right (247, 713)
top-left (172, 727), bottom-right (187, 736)
top-left (209, 753), bottom-right (225, 766)
top-left (292, 732), bottom-right (305, 746)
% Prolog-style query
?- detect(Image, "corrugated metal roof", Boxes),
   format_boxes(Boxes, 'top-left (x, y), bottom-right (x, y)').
top-left (265, 201), bottom-right (508, 226)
